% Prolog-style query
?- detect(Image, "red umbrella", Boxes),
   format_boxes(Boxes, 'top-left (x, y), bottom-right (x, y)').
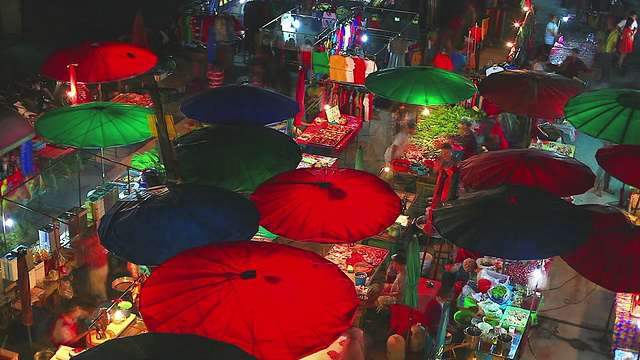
top-left (561, 204), bottom-right (640, 293)
top-left (139, 242), bottom-right (360, 360)
top-left (478, 70), bottom-right (585, 118)
top-left (596, 144), bottom-right (640, 188)
top-left (250, 168), bottom-right (402, 243)
top-left (41, 41), bottom-right (158, 83)
top-left (459, 148), bottom-right (595, 197)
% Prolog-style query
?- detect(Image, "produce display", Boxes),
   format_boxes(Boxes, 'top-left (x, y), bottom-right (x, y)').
top-left (324, 244), bottom-right (388, 273)
top-left (501, 306), bottom-right (530, 331)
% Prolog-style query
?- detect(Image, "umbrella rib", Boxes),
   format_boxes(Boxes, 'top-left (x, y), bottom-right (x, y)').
top-left (619, 109), bottom-right (635, 144)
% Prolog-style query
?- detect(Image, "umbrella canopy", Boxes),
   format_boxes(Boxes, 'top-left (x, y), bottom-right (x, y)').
top-left (403, 235), bottom-right (420, 308)
top-left (365, 66), bottom-right (477, 106)
top-left (74, 332), bottom-right (256, 360)
top-left (175, 124), bottom-right (302, 192)
top-left (0, 106), bottom-right (34, 156)
top-left (432, 185), bottom-right (591, 260)
top-left (564, 89), bottom-right (640, 145)
top-left (478, 70), bottom-right (585, 118)
top-left (595, 144), bottom-right (640, 188)
top-left (250, 168), bottom-right (402, 243)
top-left (98, 184), bottom-right (259, 266)
top-left (139, 241), bottom-right (360, 360)
top-left (561, 204), bottom-right (640, 293)
top-left (41, 41), bottom-right (158, 83)
top-left (458, 148), bottom-right (595, 197)
top-left (35, 102), bottom-right (153, 148)
top-left (180, 84), bottom-right (300, 125)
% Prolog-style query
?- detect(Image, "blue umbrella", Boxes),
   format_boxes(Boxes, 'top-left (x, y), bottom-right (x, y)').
top-left (180, 84), bottom-right (300, 125)
top-left (98, 184), bottom-right (260, 265)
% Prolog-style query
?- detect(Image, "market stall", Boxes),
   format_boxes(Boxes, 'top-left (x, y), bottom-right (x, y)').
top-left (297, 153), bottom-right (339, 169)
top-left (612, 293), bottom-right (640, 359)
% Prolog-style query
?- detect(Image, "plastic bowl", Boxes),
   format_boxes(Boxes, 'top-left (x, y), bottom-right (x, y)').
top-left (454, 310), bottom-right (476, 330)
top-left (391, 159), bottom-right (411, 172)
top-left (488, 285), bottom-right (511, 305)
top-left (477, 279), bottom-right (492, 293)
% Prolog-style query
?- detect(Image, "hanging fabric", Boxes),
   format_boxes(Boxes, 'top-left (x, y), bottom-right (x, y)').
top-left (294, 67), bottom-right (306, 127)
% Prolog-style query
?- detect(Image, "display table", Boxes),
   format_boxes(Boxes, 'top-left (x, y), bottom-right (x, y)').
top-left (295, 116), bottom-right (363, 154)
top-left (297, 153), bottom-right (339, 169)
top-left (389, 278), bottom-right (443, 336)
top-left (109, 93), bottom-right (153, 108)
top-left (324, 244), bottom-right (389, 285)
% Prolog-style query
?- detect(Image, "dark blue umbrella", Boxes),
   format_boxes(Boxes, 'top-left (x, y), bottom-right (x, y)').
top-left (180, 84), bottom-right (300, 125)
top-left (98, 184), bottom-right (260, 265)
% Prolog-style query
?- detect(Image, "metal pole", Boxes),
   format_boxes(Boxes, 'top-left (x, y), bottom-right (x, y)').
top-left (100, 148), bottom-right (106, 183)
top-left (148, 77), bottom-right (180, 184)
top-left (0, 199), bottom-right (7, 254)
top-left (77, 152), bottom-right (82, 207)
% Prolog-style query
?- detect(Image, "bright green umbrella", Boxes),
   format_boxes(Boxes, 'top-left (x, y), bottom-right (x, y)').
top-left (175, 124), bottom-right (302, 192)
top-left (402, 234), bottom-right (420, 308)
top-left (35, 102), bottom-right (154, 148)
top-left (365, 66), bottom-right (477, 106)
top-left (564, 89), bottom-right (640, 145)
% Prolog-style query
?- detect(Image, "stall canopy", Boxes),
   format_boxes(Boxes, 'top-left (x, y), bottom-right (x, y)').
top-left (139, 241), bottom-right (360, 360)
top-left (74, 333), bottom-right (256, 360)
top-left (595, 144), bottom-right (640, 188)
top-left (41, 41), bottom-right (158, 83)
top-left (0, 106), bottom-right (34, 156)
top-left (458, 148), bottom-right (595, 197)
top-left (98, 184), bottom-right (260, 266)
top-left (180, 84), bottom-right (300, 125)
top-left (250, 168), bottom-right (402, 243)
top-left (561, 204), bottom-right (640, 293)
top-left (432, 185), bottom-right (592, 260)
top-left (478, 70), bottom-right (585, 118)
top-left (365, 66), bottom-right (477, 106)
top-left (564, 89), bottom-right (640, 145)
top-left (175, 124), bottom-right (302, 192)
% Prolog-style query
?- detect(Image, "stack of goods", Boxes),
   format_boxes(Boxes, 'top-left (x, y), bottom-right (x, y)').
top-left (549, 33), bottom-right (597, 68)
top-left (305, 124), bottom-right (353, 148)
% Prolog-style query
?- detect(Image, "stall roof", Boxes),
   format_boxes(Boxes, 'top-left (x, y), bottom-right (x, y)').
top-left (0, 106), bottom-right (34, 156)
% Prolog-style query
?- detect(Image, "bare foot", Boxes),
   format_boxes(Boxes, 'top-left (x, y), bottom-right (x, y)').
top-left (603, 188), bottom-right (615, 195)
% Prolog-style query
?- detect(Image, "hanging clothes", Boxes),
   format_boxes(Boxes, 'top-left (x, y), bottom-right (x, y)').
top-left (329, 54), bottom-right (348, 82)
top-left (353, 57), bottom-right (367, 84)
top-left (313, 51), bottom-right (330, 74)
top-left (387, 36), bottom-right (409, 68)
top-left (345, 57), bottom-right (355, 83)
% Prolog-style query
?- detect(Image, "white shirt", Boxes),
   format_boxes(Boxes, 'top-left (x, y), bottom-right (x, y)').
top-left (618, 18), bottom-right (638, 30)
top-left (544, 22), bottom-right (558, 45)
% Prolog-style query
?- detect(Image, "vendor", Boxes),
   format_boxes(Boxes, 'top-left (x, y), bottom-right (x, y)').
top-left (432, 143), bottom-right (460, 175)
top-left (475, 116), bottom-right (509, 151)
top-left (376, 254), bottom-right (407, 309)
top-left (457, 119), bottom-right (478, 160)
top-left (424, 288), bottom-right (457, 338)
top-left (50, 298), bottom-right (90, 348)
top-left (384, 121), bottom-right (416, 166)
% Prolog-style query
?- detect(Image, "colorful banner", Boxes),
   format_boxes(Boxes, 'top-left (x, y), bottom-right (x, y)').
top-left (1, 169), bottom-right (45, 211)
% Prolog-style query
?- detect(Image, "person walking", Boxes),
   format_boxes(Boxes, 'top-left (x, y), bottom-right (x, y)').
top-left (543, 14), bottom-right (559, 56)
top-left (618, 15), bottom-right (636, 69)
top-left (601, 22), bottom-right (619, 82)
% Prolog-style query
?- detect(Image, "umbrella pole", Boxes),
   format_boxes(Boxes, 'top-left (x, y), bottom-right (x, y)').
top-left (76, 153), bottom-right (82, 206)
top-left (100, 148), bottom-right (106, 184)
top-left (524, 117), bottom-right (532, 148)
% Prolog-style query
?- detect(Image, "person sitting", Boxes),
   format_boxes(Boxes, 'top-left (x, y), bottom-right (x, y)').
top-left (532, 53), bottom-right (550, 72)
top-left (423, 288), bottom-right (458, 340)
top-left (50, 298), bottom-right (90, 348)
top-left (475, 117), bottom-right (509, 151)
top-left (457, 119), bottom-right (478, 160)
top-left (376, 254), bottom-right (407, 309)
top-left (556, 48), bottom-right (591, 79)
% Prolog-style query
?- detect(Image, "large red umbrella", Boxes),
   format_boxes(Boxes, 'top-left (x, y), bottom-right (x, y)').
top-left (596, 144), bottom-right (640, 188)
top-left (478, 70), bottom-right (585, 118)
top-left (561, 204), bottom-right (640, 293)
top-left (139, 242), bottom-right (360, 360)
top-left (459, 148), bottom-right (595, 197)
top-left (250, 168), bottom-right (402, 243)
top-left (41, 41), bottom-right (158, 83)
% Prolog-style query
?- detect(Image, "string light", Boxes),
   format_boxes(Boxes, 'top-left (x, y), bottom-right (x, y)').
top-left (361, 34), bottom-right (368, 43)
top-left (513, 21), bottom-right (521, 28)
top-left (383, 166), bottom-right (390, 173)
top-left (522, 6), bottom-right (530, 11)
top-left (506, 41), bottom-right (514, 48)
top-left (562, 16), bottom-right (569, 22)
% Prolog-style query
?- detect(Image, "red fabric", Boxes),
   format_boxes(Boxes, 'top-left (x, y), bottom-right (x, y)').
top-left (596, 145), bottom-right (640, 188)
top-left (72, 231), bottom-right (108, 268)
top-left (619, 27), bottom-right (634, 53)
top-left (353, 58), bottom-right (366, 85)
top-left (478, 70), bottom-right (586, 118)
top-left (458, 148), bottom-right (595, 197)
top-left (251, 168), bottom-right (401, 243)
top-left (389, 278), bottom-right (441, 335)
top-left (140, 242), bottom-right (360, 360)
top-left (562, 204), bottom-right (640, 293)
top-left (132, 10), bottom-right (150, 49)
top-left (480, 98), bottom-right (503, 116)
top-left (41, 41), bottom-right (158, 83)
top-left (294, 67), bottom-right (306, 127)
top-left (469, 26), bottom-right (483, 42)
top-left (50, 315), bottom-right (79, 347)
top-left (433, 53), bottom-right (454, 71)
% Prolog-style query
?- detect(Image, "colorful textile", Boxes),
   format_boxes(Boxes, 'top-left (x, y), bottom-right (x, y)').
top-left (613, 293), bottom-right (640, 354)
top-left (312, 51), bottom-right (330, 74)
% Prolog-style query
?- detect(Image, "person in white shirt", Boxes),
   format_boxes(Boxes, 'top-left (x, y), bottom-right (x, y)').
top-left (617, 11), bottom-right (638, 35)
top-left (543, 14), bottom-right (559, 55)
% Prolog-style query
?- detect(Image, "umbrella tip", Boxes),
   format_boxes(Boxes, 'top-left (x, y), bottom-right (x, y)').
top-left (241, 270), bottom-right (256, 279)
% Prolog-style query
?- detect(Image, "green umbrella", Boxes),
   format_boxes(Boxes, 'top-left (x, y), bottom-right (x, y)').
top-left (175, 124), bottom-right (302, 192)
top-left (365, 66), bottom-right (477, 106)
top-left (35, 102), bottom-right (154, 148)
top-left (433, 300), bottom-right (451, 359)
top-left (402, 234), bottom-right (420, 308)
top-left (354, 145), bottom-right (364, 170)
top-left (564, 89), bottom-right (640, 145)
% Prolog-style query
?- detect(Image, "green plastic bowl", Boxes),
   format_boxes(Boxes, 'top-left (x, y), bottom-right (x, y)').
top-left (454, 310), bottom-right (476, 330)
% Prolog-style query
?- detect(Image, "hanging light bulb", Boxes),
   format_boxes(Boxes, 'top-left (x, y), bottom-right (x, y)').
top-left (562, 16), bottom-right (569, 22)
top-left (506, 41), bottom-right (515, 48)
top-left (293, 19), bottom-right (301, 29)
top-left (361, 34), bottom-right (369, 43)
top-left (513, 21), bottom-right (521, 28)
top-left (522, 6), bottom-right (530, 11)
top-left (3, 218), bottom-right (13, 228)
top-left (422, 108), bottom-right (430, 116)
